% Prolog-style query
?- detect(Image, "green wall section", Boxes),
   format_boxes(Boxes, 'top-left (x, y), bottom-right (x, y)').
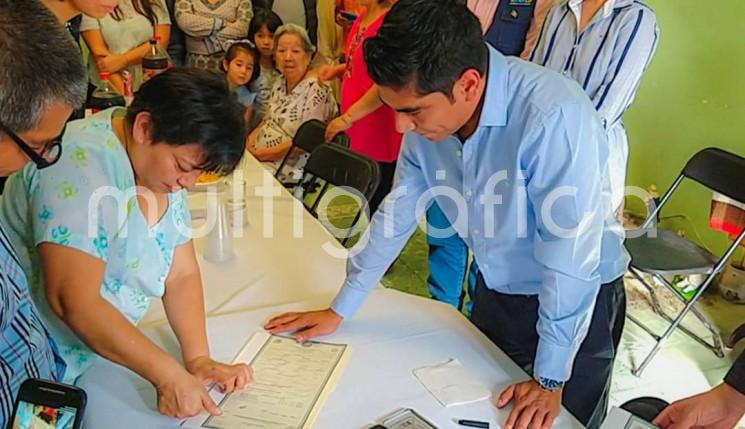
top-left (623, 0), bottom-right (745, 255)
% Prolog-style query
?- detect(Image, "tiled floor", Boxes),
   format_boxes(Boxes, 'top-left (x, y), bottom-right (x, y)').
top-left (379, 228), bottom-right (745, 427)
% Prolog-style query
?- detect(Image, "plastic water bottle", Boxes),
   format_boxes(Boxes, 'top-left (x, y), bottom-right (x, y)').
top-left (142, 36), bottom-right (169, 81)
top-left (88, 72), bottom-right (125, 114)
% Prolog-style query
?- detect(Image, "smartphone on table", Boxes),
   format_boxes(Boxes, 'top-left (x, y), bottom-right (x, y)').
top-left (6, 379), bottom-right (86, 429)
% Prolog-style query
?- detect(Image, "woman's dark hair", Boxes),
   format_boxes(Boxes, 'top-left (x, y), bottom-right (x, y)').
top-left (363, 0), bottom-right (488, 99)
top-left (248, 8), bottom-right (284, 43)
top-left (126, 68), bottom-right (246, 175)
top-left (111, 0), bottom-right (163, 27)
top-left (221, 42), bottom-right (261, 86)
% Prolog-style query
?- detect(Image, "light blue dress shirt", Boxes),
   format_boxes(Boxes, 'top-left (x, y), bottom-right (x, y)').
top-left (530, 0), bottom-right (659, 208)
top-left (331, 45), bottom-right (629, 382)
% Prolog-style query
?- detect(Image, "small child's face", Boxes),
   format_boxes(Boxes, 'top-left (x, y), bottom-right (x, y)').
top-left (254, 25), bottom-right (275, 58)
top-left (225, 50), bottom-right (255, 87)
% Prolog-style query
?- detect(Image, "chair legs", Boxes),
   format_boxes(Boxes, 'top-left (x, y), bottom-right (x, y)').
top-left (627, 268), bottom-right (724, 377)
top-left (728, 323), bottom-right (745, 348)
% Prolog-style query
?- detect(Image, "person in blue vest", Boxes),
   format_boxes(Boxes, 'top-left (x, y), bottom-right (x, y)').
top-left (426, 0), bottom-right (552, 312)
top-left (264, 0), bottom-right (628, 427)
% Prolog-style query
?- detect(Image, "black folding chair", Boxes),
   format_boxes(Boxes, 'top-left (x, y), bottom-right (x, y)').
top-left (274, 119), bottom-right (350, 186)
top-left (298, 144), bottom-right (380, 246)
top-left (728, 322), bottom-right (745, 348)
top-left (620, 397), bottom-right (669, 422)
top-left (625, 147), bottom-right (745, 376)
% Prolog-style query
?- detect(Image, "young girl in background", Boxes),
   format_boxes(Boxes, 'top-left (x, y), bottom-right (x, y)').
top-left (248, 9), bottom-right (283, 128)
top-left (222, 40), bottom-right (261, 127)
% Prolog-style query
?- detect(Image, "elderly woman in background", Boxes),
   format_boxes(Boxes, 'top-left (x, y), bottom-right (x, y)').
top-left (246, 23), bottom-right (337, 174)
top-left (175, 0), bottom-right (253, 71)
top-left (81, 0), bottom-right (171, 93)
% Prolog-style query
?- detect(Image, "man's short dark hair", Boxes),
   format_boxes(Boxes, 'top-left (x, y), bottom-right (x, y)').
top-left (126, 69), bottom-right (246, 175)
top-left (0, 0), bottom-right (87, 133)
top-left (363, 0), bottom-right (488, 98)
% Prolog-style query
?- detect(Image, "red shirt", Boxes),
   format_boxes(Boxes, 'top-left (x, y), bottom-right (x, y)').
top-left (341, 11), bottom-right (402, 163)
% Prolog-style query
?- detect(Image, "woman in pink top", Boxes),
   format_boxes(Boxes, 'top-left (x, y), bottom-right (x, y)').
top-left (318, 0), bottom-right (399, 215)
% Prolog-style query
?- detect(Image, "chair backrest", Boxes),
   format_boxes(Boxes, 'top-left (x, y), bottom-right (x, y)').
top-left (274, 119), bottom-right (329, 183)
top-left (300, 144), bottom-right (381, 245)
top-left (302, 143), bottom-right (381, 204)
top-left (333, 131), bottom-right (350, 148)
top-left (293, 119), bottom-right (327, 153)
top-left (682, 147), bottom-right (745, 203)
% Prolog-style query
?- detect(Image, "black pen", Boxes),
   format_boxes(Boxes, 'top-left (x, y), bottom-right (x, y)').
top-left (457, 419), bottom-right (490, 429)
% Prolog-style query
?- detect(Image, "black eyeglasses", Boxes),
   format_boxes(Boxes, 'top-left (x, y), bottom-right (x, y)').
top-left (0, 120), bottom-right (64, 169)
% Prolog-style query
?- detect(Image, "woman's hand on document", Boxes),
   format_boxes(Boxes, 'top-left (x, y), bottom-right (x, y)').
top-left (186, 356), bottom-right (254, 394)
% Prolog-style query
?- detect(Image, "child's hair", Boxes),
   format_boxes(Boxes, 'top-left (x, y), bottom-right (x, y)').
top-left (221, 41), bottom-right (261, 87)
top-left (248, 9), bottom-right (284, 47)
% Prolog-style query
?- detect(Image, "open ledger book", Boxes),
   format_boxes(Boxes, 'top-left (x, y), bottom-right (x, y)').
top-left (182, 332), bottom-right (351, 429)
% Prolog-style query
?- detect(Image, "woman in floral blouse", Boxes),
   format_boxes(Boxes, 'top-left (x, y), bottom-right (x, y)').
top-left (0, 69), bottom-right (251, 419)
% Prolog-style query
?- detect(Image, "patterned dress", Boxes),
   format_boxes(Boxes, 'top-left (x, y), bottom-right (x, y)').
top-left (0, 108), bottom-right (192, 382)
top-left (249, 65), bottom-right (280, 128)
top-left (254, 74), bottom-right (338, 176)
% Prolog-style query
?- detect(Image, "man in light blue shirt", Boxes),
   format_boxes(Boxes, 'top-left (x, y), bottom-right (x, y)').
top-left (266, 0), bottom-right (629, 427)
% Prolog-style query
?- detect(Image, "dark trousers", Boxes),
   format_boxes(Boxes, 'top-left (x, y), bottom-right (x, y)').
top-left (470, 274), bottom-right (626, 429)
top-left (369, 161), bottom-right (397, 216)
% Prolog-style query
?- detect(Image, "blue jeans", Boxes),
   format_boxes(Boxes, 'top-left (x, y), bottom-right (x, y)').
top-left (426, 202), bottom-right (477, 312)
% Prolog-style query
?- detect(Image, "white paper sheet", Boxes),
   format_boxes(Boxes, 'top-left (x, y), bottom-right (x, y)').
top-left (412, 358), bottom-right (492, 408)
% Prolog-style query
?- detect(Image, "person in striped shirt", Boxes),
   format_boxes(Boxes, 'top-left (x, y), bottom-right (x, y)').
top-left (0, 1), bottom-right (90, 426)
top-left (529, 0), bottom-right (660, 213)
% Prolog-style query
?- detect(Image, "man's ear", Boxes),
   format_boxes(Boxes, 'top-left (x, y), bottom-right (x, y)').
top-left (457, 68), bottom-right (483, 102)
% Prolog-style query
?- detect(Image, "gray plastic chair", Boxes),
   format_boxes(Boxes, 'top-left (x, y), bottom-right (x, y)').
top-left (625, 147), bottom-right (745, 376)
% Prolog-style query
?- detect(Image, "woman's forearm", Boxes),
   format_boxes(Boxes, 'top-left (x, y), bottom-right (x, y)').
top-left (327, 63), bottom-right (346, 79)
top-left (163, 272), bottom-right (209, 363)
top-left (108, 73), bottom-right (125, 94)
top-left (250, 139), bottom-right (292, 161)
top-left (344, 85), bottom-right (383, 123)
top-left (61, 295), bottom-right (183, 386)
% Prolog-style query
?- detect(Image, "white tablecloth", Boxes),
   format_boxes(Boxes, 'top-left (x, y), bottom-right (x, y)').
top-left (77, 154), bottom-right (583, 429)
top-left (141, 155), bottom-right (350, 325)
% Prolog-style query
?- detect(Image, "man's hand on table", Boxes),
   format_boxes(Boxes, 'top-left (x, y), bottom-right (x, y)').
top-left (264, 308), bottom-right (343, 343)
top-left (185, 356), bottom-right (253, 394)
top-left (497, 379), bottom-right (562, 429)
top-left (653, 383), bottom-right (745, 429)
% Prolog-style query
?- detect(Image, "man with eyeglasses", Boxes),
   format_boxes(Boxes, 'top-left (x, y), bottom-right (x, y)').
top-left (0, 1), bottom-right (88, 426)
